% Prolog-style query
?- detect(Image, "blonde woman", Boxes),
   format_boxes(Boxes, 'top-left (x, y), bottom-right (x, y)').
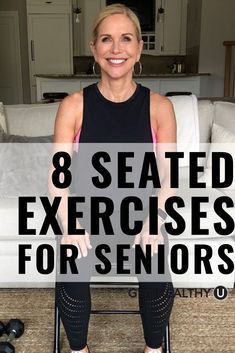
top-left (53, 4), bottom-right (176, 353)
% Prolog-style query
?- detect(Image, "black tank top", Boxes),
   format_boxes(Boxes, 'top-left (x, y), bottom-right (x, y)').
top-left (79, 83), bottom-right (153, 143)
top-left (71, 82), bottom-right (154, 214)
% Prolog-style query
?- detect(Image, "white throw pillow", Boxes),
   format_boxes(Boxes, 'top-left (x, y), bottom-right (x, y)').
top-left (0, 102), bottom-right (7, 132)
top-left (5, 102), bottom-right (59, 136)
top-left (199, 123), bottom-right (235, 188)
top-left (214, 101), bottom-right (235, 133)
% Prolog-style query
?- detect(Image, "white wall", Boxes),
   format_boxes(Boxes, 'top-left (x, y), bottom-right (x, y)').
top-left (199, 0), bottom-right (235, 96)
top-left (0, 0), bottom-right (31, 103)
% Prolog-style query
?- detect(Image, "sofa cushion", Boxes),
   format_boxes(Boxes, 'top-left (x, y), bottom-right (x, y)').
top-left (213, 101), bottom-right (235, 132)
top-left (169, 178), bottom-right (235, 240)
top-left (0, 142), bottom-right (52, 198)
top-left (0, 102), bottom-right (7, 133)
top-left (177, 100), bottom-right (214, 179)
top-left (169, 237), bottom-right (235, 288)
top-left (4, 102), bottom-right (59, 136)
top-left (199, 123), bottom-right (235, 189)
top-left (0, 130), bottom-right (53, 143)
top-left (197, 100), bottom-right (214, 143)
top-left (0, 198), bottom-right (56, 237)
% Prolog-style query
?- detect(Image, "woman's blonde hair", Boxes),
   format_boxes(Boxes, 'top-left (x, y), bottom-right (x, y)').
top-left (92, 3), bottom-right (142, 44)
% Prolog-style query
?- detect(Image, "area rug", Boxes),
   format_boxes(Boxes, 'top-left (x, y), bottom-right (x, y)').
top-left (0, 288), bottom-right (234, 353)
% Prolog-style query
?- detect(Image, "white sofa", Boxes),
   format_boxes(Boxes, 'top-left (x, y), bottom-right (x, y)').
top-left (0, 99), bottom-right (235, 288)
top-left (0, 102), bottom-right (59, 288)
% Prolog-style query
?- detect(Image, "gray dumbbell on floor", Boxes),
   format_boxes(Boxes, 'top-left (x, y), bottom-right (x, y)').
top-left (0, 319), bottom-right (24, 353)
top-left (0, 322), bottom-right (5, 338)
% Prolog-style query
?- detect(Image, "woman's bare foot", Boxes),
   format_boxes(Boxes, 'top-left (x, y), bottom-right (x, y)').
top-left (71, 345), bottom-right (89, 353)
top-left (143, 345), bottom-right (162, 353)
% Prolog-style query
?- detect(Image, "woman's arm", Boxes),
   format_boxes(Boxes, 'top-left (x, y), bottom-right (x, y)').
top-left (49, 93), bottom-right (82, 231)
top-left (151, 93), bottom-right (177, 211)
top-left (133, 93), bottom-right (176, 254)
top-left (48, 92), bottom-right (92, 257)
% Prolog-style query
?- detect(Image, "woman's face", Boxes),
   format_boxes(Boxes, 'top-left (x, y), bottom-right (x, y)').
top-left (91, 14), bottom-right (143, 79)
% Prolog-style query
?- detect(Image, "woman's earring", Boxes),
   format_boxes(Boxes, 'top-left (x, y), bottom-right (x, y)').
top-left (134, 61), bottom-right (142, 76)
top-left (93, 61), bottom-right (99, 75)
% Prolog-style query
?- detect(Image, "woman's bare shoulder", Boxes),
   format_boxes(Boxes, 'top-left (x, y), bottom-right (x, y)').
top-left (150, 91), bottom-right (173, 108)
top-left (150, 91), bottom-right (176, 142)
top-left (57, 91), bottom-right (83, 114)
top-left (55, 91), bottom-right (83, 125)
top-left (54, 91), bottom-right (83, 141)
top-left (150, 91), bottom-right (175, 119)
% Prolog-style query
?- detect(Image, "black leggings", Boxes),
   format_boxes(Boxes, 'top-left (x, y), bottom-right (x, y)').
top-left (56, 213), bottom-right (174, 351)
top-left (56, 281), bottom-right (174, 351)
top-left (56, 230), bottom-right (174, 353)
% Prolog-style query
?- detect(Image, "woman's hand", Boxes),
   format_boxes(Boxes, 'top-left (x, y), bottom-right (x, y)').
top-left (132, 218), bottom-right (164, 256)
top-left (61, 224), bottom-right (92, 258)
